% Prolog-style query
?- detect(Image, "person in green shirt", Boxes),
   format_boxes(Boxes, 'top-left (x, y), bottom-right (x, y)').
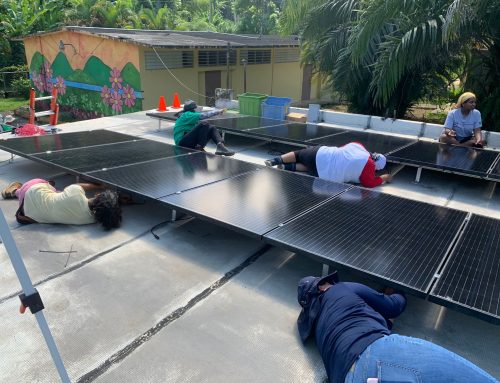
top-left (174, 100), bottom-right (234, 156)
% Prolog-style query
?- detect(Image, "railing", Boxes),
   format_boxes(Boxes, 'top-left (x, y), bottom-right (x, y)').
top-left (0, 70), bottom-right (29, 96)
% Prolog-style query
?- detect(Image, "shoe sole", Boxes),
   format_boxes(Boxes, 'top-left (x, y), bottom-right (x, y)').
top-left (2, 181), bottom-right (22, 199)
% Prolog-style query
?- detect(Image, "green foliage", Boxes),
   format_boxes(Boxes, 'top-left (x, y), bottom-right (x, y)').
top-left (0, 97), bottom-right (28, 113)
top-left (11, 76), bottom-right (31, 98)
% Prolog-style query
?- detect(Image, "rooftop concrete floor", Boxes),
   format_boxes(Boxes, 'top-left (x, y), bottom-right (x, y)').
top-left (0, 111), bottom-right (499, 382)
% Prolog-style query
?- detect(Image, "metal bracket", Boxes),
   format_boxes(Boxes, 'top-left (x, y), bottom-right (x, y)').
top-left (415, 167), bottom-right (422, 183)
top-left (19, 289), bottom-right (45, 314)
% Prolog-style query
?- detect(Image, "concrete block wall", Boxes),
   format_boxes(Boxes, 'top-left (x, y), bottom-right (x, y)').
top-left (369, 116), bottom-right (422, 137)
top-left (321, 111), bottom-right (369, 129)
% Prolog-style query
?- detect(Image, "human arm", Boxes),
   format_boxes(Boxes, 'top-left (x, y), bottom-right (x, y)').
top-left (443, 111), bottom-right (456, 137)
top-left (359, 159), bottom-right (386, 187)
top-left (345, 282), bottom-right (407, 319)
top-left (199, 109), bottom-right (225, 120)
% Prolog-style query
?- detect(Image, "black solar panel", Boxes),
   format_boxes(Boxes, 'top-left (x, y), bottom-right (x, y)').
top-left (0, 130), bottom-right (137, 156)
top-left (146, 111), bottom-right (179, 121)
top-left (430, 215), bottom-right (500, 323)
top-left (249, 123), bottom-right (345, 143)
top-left (209, 116), bottom-right (285, 131)
top-left (487, 156), bottom-right (500, 180)
top-left (309, 130), bottom-right (416, 155)
top-left (33, 140), bottom-right (192, 173)
top-left (265, 189), bottom-right (467, 294)
top-left (161, 168), bottom-right (349, 237)
top-left (389, 141), bottom-right (499, 177)
top-left (87, 152), bottom-right (260, 199)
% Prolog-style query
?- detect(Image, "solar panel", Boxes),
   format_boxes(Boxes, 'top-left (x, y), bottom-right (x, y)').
top-left (161, 168), bottom-right (349, 237)
top-left (146, 111), bottom-right (179, 121)
top-left (33, 140), bottom-right (192, 173)
top-left (429, 215), bottom-right (500, 323)
top-left (265, 189), bottom-right (467, 294)
top-left (87, 152), bottom-right (260, 199)
top-left (0, 130), bottom-right (137, 156)
top-left (248, 123), bottom-right (346, 143)
top-left (309, 130), bottom-right (416, 155)
top-left (487, 156), bottom-right (500, 180)
top-left (389, 141), bottom-right (499, 177)
top-left (208, 116), bottom-right (285, 131)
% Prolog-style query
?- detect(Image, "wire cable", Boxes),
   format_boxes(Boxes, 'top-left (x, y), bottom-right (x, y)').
top-left (150, 215), bottom-right (192, 240)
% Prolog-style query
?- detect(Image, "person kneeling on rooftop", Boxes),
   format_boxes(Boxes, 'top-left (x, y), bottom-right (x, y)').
top-left (298, 272), bottom-right (498, 383)
top-left (174, 100), bottom-right (234, 156)
top-left (2, 179), bottom-right (121, 230)
top-left (265, 142), bottom-right (391, 188)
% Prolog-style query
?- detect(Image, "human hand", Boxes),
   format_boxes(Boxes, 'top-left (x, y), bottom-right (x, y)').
top-left (445, 129), bottom-right (456, 137)
top-left (381, 174), bottom-right (393, 183)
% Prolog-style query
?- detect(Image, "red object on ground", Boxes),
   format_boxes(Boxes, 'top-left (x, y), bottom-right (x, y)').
top-left (16, 124), bottom-right (46, 136)
top-left (172, 92), bottom-right (181, 108)
top-left (157, 96), bottom-right (167, 111)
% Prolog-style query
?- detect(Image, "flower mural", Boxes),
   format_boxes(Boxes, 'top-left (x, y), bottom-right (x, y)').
top-left (54, 76), bottom-right (66, 95)
top-left (110, 90), bottom-right (123, 113)
top-left (100, 85), bottom-right (112, 106)
top-left (109, 67), bottom-right (123, 90)
top-left (32, 72), bottom-right (44, 93)
top-left (122, 84), bottom-right (136, 108)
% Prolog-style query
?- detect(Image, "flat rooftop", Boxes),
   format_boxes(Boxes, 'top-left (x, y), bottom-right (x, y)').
top-left (0, 111), bottom-right (499, 382)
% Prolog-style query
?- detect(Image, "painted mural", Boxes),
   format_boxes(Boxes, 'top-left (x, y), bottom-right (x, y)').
top-left (29, 51), bottom-right (142, 119)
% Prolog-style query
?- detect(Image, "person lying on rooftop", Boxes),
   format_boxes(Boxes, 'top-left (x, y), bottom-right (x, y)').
top-left (174, 100), bottom-right (234, 156)
top-left (297, 272), bottom-right (498, 383)
top-left (264, 142), bottom-right (392, 188)
top-left (440, 92), bottom-right (485, 148)
top-left (2, 179), bottom-right (121, 230)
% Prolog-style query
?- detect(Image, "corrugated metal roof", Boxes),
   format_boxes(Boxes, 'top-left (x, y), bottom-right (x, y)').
top-left (29, 27), bottom-right (300, 48)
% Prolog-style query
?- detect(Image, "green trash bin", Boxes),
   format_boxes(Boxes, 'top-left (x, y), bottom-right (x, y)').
top-left (238, 93), bottom-right (268, 116)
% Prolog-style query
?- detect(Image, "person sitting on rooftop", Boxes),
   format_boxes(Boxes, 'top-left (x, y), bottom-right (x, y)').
top-left (440, 92), bottom-right (484, 148)
top-left (174, 100), bottom-right (234, 156)
top-left (298, 272), bottom-right (498, 383)
top-left (2, 179), bottom-right (121, 230)
top-left (264, 142), bottom-right (392, 188)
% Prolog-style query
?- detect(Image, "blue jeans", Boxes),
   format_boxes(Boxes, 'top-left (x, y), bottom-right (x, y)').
top-left (345, 334), bottom-right (498, 383)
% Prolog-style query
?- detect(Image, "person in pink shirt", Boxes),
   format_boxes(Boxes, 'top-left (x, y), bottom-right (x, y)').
top-left (264, 142), bottom-right (392, 188)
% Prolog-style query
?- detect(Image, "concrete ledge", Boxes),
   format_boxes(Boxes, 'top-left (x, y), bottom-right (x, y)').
top-left (369, 116), bottom-right (422, 137)
top-left (322, 111), bottom-right (369, 129)
top-left (421, 123), bottom-right (443, 140)
top-left (486, 132), bottom-right (500, 150)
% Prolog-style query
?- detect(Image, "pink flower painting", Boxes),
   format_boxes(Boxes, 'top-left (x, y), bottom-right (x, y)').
top-left (101, 85), bottom-right (112, 106)
top-left (110, 90), bottom-right (123, 113)
top-left (109, 67), bottom-right (123, 90)
top-left (54, 76), bottom-right (66, 95)
top-left (122, 84), bottom-right (136, 108)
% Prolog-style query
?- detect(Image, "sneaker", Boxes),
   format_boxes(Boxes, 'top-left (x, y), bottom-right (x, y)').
top-left (264, 160), bottom-right (274, 167)
top-left (194, 144), bottom-right (206, 152)
top-left (1, 181), bottom-right (22, 199)
top-left (215, 142), bottom-right (235, 156)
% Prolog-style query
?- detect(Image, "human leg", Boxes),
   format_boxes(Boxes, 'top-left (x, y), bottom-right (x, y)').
top-left (346, 334), bottom-right (498, 383)
top-left (439, 134), bottom-right (460, 145)
top-left (178, 122), bottom-right (212, 149)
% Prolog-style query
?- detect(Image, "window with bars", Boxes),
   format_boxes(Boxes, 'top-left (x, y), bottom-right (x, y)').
top-left (240, 50), bottom-right (272, 65)
top-left (145, 51), bottom-right (193, 70)
top-left (198, 50), bottom-right (237, 67)
top-left (274, 48), bottom-right (300, 63)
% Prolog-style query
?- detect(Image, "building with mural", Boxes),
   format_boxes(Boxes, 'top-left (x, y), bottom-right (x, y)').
top-left (22, 27), bottom-right (321, 118)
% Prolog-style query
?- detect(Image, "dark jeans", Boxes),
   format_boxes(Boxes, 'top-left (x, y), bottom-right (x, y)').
top-left (179, 122), bottom-right (223, 149)
top-left (293, 146), bottom-right (321, 177)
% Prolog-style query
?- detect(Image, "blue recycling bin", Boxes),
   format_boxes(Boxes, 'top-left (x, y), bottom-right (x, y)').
top-left (261, 96), bottom-right (293, 121)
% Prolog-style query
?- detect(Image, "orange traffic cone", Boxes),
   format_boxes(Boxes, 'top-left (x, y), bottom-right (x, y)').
top-left (172, 92), bottom-right (181, 108)
top-left (157, 96), bottom-right (167, 111)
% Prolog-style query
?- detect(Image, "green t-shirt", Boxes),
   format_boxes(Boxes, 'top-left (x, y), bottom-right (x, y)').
top-left (173, 111), bottom-right (201, 145)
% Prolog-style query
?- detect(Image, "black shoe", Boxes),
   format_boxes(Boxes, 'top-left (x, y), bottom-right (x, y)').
top-left (215, 142), bottom-right (235, 156)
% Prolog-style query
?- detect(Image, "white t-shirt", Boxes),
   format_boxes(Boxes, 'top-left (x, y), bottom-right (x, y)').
top-left (443, 109), bottom-right (482, 141)
top-left (315, 143), bottom-right (369, 183)
top-left (24, 184), bottom-right (95, 225)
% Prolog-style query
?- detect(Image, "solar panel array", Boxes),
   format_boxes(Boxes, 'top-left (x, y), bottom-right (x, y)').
top-left (1, 128), bottom-right (499, 323)
top-left (430, 215), bottom-right (500, 323)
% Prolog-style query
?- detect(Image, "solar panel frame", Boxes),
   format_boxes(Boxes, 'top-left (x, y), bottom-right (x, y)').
top-left (160, 168), bottom-right (350, 238)
top-left (0, 130), bottom-right (138, 156)
top-left (429, 214), bottom-right (500, 324)
top-left (32, 140), bottom-right (193, 173)
top-left (245, 123), bottom-right (346, 144)
top-left (86, 152), bottom-right (261, 199)
top-left (486, 154), bottom-right (500, 181)
top-left (208, 116), bottom-right (288, 132)
top-left (389, 141), bottom-right (500, 179)
top-left (264, 189), bottom-right (468, 295)
top-left (309, 130), bottom-right (417, 155)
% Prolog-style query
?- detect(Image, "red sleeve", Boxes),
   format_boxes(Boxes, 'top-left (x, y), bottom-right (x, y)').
top-left (359, 157), bottom-right (383, 188)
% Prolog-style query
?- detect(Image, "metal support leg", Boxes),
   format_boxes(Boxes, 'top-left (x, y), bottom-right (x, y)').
top-left (9, 153), bottom-right (14, 163)
top-left (171, 209), bottom-right (177, 222)
top-left (221, 131), bottom-right (226, 141)
top-left (321, 264), bottom-right (329, 277)
top-left (487, 181), bottom-right (497, 200)
top-left (75, 175), bottom-right (80, 183)
top-left (157, 119), bottom-right (162, 132)
top-left (415, 167), bottom-right (422, 183)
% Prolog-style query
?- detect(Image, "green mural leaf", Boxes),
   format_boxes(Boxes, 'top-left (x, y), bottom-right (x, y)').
top-left (52, 52), bottom-right (73, 78)
top-left (121, 62), bottom-right (141, 90)
top-left (83, 56), bottom-right (112, 85)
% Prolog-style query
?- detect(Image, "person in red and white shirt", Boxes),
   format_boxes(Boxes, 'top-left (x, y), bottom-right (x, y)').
top-left (264, 142), bottom-right (392, 187)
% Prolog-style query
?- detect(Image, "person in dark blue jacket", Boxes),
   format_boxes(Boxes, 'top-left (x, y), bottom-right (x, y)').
top-left (297, 272), bottom-right (498, 383)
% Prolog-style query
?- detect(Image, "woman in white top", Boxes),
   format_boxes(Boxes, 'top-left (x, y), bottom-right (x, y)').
top-left (440, 92), bottom-right (484, 148)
